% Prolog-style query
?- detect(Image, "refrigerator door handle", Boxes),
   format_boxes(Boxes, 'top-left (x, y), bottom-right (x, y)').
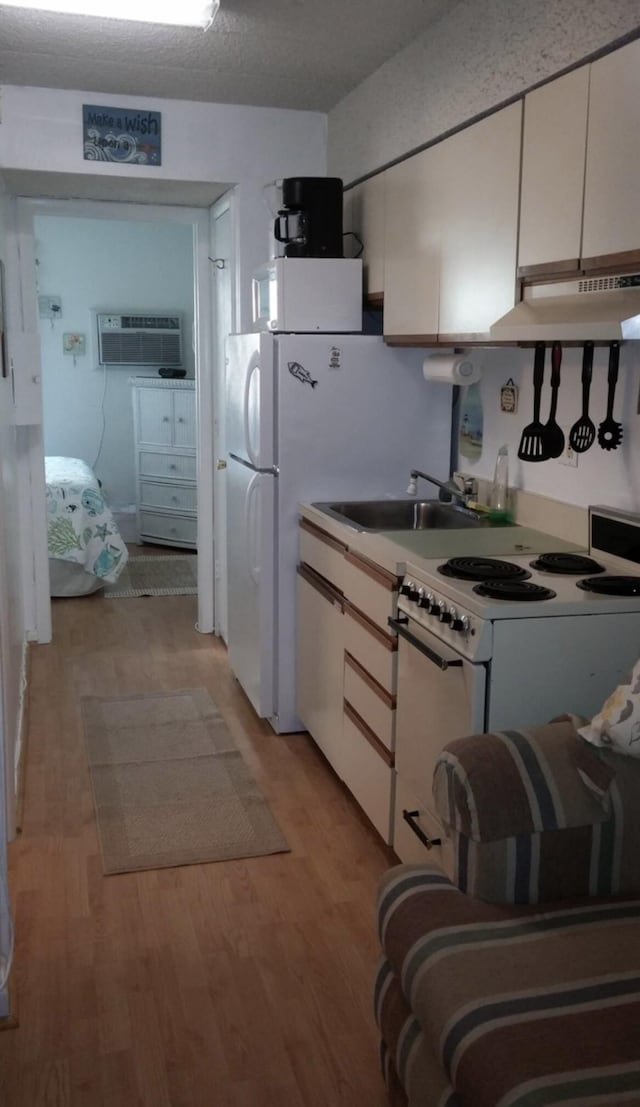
top-left (229, 452), bottom-right (279, 476)
top-left (243, 357), bottom-right (260, 469)
top-left (244, 472), bottom-right (260, 585)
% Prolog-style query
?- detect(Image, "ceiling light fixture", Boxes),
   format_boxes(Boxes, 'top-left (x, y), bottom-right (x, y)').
top-left (0, 0), bottom-right (219, 27)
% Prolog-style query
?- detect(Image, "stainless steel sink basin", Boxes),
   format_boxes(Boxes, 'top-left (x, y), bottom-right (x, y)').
top-left (313, 499), bottom-right (487, 532)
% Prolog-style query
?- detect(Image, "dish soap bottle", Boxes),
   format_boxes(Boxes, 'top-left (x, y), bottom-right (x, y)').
top-left (489, 444), bottom-right (509, 513)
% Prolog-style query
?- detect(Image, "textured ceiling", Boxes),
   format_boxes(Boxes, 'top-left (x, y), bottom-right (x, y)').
top-left (0, 0), bottom-right (455, 111)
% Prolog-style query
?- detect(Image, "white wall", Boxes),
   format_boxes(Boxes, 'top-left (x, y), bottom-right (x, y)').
top-left (0, 86), bottom-right (327, 331)
top-left (328, 0), bottom-right (640, 183)
top-left (0, 192), bottom-right (26, 1017)
top-left (458, 345), bottom-right (640, 513)
top-left (35, 214), bottom-right (194, 511)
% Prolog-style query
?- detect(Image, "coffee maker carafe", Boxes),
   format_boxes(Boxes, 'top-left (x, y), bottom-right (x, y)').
top-left (274, 177), bottom-right (344, 258)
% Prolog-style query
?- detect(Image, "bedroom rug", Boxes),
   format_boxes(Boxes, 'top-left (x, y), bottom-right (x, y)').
top-left (103, 554), bottom-right (197, 598)
top-left (81, 688), bottom-right (289, 875)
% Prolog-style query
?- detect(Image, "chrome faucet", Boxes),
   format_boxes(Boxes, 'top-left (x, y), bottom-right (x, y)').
top-left (406, 469), bottom-right (477, 505)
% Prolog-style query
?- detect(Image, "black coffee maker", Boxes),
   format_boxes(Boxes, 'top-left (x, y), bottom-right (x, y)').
top-left (274, 177), bottom-right (344, 258)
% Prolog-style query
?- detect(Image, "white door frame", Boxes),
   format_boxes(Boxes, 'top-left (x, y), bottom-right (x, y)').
top-left (210, 191), bottom-right (235, 639)
top-left (15, 196), bottom-right (217, 639)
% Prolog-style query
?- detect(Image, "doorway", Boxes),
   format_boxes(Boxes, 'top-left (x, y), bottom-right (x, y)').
top-left (14, 195), bottom-right (224, 641)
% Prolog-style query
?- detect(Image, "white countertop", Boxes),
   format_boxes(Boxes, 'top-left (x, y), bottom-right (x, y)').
top-left (299, 502), bottom-right (584, 575)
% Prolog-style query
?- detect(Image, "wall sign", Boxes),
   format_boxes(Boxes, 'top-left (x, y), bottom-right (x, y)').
top-left (83, 104), bottom-right (162, 166)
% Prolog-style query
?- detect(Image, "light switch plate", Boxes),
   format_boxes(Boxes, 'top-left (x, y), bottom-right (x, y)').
top-left (559, 445), bottom-right (579, 468)
top-left (38, 295), bottom-right (62, 320)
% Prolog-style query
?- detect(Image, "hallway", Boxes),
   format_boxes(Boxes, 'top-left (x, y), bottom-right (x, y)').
top-left (0, 593), bottom-right (390, 1105)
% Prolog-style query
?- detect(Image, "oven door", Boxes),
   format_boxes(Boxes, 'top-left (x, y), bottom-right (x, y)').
top-left (391, 615), bottom-right (487, 807)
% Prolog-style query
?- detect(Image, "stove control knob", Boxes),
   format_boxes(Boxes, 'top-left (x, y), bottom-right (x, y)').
top-left (439, 606), bottom-right (452, 625)
top-left (400, 580), bottom-right (414, 597)
top-left (451, 612), bottom-right (465, 631)
top-left (428, 597), bottom-right (441, 615)
top-left (421, 591), bottom-right (435, 610)
top-left (454, 615), bottom-right (470, 635)
top-left (417, 588), bottom-right (429, 608)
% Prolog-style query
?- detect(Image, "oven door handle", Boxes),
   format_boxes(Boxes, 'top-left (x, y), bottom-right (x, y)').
top-left (388, 616), bottom-right (463, 671)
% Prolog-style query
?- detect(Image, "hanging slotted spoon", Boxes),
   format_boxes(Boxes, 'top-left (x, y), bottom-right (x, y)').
top-left (542, 342), bottom-right (565, 459)
top-left (568, 342), bottom-right (596, 453)
top-left (517, 342), bottom-right (548, 462)
top-left (598, 341), bottom-right (623, 450)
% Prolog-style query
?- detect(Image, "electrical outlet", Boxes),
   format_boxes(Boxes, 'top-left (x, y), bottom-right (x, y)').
top-left (559, 444), bottom-right (578, 468)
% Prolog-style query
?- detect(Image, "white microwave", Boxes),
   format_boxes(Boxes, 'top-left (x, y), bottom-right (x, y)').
top-left (252, 257), bottom-right (363, 333)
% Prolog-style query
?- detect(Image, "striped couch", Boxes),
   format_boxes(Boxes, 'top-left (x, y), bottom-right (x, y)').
top-left (376, 866), bottom-right (640, 1107)
top-left (376, 721), bottom-right (640, 1105)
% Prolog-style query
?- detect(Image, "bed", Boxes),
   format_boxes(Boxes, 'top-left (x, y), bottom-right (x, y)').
top-left (45, 457), bottom-right (129, 597)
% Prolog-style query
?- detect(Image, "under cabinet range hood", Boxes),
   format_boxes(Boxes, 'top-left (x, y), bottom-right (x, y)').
top-left (490, 273), bottom-right (640, 342)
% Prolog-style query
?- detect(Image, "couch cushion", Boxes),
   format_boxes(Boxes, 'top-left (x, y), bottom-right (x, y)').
top-left (378, 864), bottom-right (640, 1107)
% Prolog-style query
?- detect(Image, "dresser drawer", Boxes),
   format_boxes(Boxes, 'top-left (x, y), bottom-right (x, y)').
top-left (342, 705), bottom-right (394, 845)
top-left (139, 451), bottom-right (196, 482)
top-left (344, 653), bottom-right (395, 753)
top-left (139, 480), bottom-right (197, 513)
top-left (139, 511), bottom-right (197, 547)
top-left (343, 550), bottom-right (399, 632)
top-left (344, 601), bottom-right (397, 694)
top-left (393, 774), bottom-right (454, 875)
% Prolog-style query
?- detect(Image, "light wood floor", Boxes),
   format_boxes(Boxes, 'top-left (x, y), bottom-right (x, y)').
top-left (0, 591), bottom-right (394, 1106)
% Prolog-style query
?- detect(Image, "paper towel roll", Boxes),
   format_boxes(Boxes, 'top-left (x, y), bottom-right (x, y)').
top-left (422, 353), bottom-right (482, 386)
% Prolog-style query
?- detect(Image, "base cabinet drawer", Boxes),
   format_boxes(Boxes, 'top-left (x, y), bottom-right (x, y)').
top-left (344, 654), bottom-right (395, 753)
top-left (299, 519), bottom-right (346, 591)
top-left (139, 480), bottom-right (197, 512)
top-left (342, 706), bottom-right (394, 844)
top-left (343, 551), bottom-right (398, 632)
top-left (344, 602), bottom-right (397, 694)
top-left (139, 510), bottom-right (197, 547)
top-left (393, 775), bottom-right (453, 875)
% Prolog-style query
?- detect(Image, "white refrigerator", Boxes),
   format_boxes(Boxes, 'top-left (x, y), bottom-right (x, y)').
top-left (225, 332), bottom-right (452, 733)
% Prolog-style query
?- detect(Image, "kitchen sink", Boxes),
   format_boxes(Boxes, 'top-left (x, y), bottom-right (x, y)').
top-left (314, 499), bottom-right (487, 532)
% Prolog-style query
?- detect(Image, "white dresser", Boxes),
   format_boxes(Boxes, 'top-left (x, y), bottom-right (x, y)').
top-left (130, 377), bottom-right (197, 549)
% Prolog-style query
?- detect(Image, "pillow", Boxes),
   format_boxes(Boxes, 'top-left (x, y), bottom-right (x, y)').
top-left (578, 658), bottom-right (640, 758)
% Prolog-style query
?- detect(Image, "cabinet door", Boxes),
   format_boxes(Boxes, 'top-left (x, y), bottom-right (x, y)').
top-left (519, 68), bottom-right (589, 273)
top-left (137, 388), bottom-right (172, 446)
top-left (172, 389), bottom-right (196, 449)
top-left (383, 146), bottom-right (441, 340)
top-left (345, 174), bottom-right (386, 297)
top-left (296, 568), bottom-right (344, 778)
top-left (438, 103), bottom-right (521, 340)
top-left (582, 38), bottom-right (640, 266)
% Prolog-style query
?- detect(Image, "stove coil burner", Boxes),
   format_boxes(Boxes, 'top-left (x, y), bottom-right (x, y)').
top-left (438, 557), bottom-right (530, 582)
top-left (529, 553), bottom-right (605, 575)
top-left (576, 575), bottom-right (640, 596)
top-left (473, 580), bottom-right (557, 601)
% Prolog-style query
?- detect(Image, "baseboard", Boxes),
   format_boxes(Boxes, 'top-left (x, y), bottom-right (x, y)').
top-left (13, 640), bottom-right (31, 838)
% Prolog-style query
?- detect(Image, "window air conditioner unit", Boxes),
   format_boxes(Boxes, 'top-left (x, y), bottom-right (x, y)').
top-left (96, 312), bottom-right (183, 367)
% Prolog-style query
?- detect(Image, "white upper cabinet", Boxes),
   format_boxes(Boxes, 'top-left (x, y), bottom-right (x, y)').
top-left (437, 103), bottom-right (521, 339)
top-left (344, 174), bottom-right (386, 297)
top-left (383, 146), bottom-right (441, 339)
top-left (519, 68), bottom-right (590, 272)
top-left (582, 38), bottom-right (640, 264)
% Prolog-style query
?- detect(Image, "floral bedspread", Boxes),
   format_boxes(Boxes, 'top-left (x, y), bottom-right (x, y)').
top-left (45, 457), bottom-right (128, 584)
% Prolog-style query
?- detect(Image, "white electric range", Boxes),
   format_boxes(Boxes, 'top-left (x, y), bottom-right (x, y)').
top-left (391, 507), bottom-right (640, 842)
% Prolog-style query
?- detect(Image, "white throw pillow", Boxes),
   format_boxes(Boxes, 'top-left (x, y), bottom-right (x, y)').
top-left (578, 658), bottom-right (640, 758)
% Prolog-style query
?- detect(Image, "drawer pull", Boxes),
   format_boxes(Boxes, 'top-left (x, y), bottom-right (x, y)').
top-left (402, 809), bottom-right (441, 850)
top-left (163, 416), bottom-right (170, 422)
top-left (170, 464), bottom-right (177, 470)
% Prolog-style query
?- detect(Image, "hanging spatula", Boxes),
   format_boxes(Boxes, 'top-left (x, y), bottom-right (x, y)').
top-left (542, 342), bottom-right (565, 459)
top-left (568, 342), bottom-right (596, 453)
top-left (598, 341), bottom-right (623, 451)
top-left (517, 342), bottom-right (548, 462)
